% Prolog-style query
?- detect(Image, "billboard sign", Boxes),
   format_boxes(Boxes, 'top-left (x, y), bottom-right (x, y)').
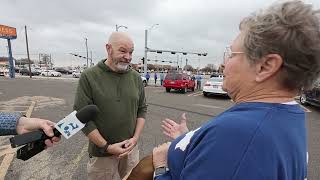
top-left (0, 25), bottom-right (17, 39)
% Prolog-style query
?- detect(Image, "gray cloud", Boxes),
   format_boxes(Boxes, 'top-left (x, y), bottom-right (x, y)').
top-left (1, 0), bottom-right (319, 68)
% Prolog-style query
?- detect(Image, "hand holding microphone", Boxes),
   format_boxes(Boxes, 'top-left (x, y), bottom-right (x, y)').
top-left (15, 117), bottom-right (60, 148)
top-left (10, 105), bottom-right (100, 161)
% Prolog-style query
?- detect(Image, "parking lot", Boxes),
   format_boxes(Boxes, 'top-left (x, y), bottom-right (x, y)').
top-left (0, 77), bottom-right (319, 179)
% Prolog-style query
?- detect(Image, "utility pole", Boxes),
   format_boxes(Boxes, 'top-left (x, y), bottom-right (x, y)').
top-left (144, 29), bottom-right (148, 76)
top-left (49, 54), bottom-right (52, 69)
top-left (177, 54), bottom-right (179, 71)
top-left (25, 25), bottom-right (32, 78)
top-left (85, 38), bottom-right (89, 68)
top-left (90, 50), bottom-right (92, 67)
top-left (39, 53), bottom-right (41, 68)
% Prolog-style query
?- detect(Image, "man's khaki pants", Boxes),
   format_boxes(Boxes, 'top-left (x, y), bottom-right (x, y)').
top-left (87, 146), bottom-right (139, 180)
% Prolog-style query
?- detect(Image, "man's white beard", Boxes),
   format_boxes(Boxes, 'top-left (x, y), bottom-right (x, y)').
top-left (116, 63), bottom-right (129, 71)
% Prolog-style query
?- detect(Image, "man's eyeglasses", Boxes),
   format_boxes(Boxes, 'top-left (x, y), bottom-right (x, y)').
top-left (223, 46), bottom-right (245, 60)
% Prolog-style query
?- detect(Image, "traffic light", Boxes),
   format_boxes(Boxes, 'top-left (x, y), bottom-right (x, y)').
top-left (141, 57), bottom-right (145, 64)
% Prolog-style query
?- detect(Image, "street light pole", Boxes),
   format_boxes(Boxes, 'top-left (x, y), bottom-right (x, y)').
top-left (85, 38), bottom-right (88, 68)
top-left (116, 24), bottom-right (128, 31)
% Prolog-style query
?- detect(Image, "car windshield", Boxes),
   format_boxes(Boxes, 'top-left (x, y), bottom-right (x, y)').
top-left (165, 73), bottom-right (182, 80)
top-left (208, 78), bottom-right (223, 82)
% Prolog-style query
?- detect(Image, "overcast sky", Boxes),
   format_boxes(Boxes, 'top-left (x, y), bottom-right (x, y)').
top-left (1, 0), bottom-right (319, 68)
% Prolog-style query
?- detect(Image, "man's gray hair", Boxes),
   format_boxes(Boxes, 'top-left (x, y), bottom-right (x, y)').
top-left (240, 0), bottom-right (320, 90)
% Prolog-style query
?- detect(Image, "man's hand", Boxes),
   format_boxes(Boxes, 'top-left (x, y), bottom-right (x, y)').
top-left (117, 136), bottom-right (138, 158)
top-left (162, 113), bottom-right (189, 139)
top-left (16, 117), bottom-right (60, 147)
top-left (106, 140), bottom-right (131, 157)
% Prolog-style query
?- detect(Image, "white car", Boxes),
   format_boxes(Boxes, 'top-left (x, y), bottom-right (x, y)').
top-left (41, 70), bottom-right (62, 77)
top-left (203, 77), bottom-right (228, 97)
top-left (72, 71), bottom-right (81, 78)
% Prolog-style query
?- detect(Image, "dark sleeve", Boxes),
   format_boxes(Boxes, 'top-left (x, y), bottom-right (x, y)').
top-left (137, 76), bottom-right (147, 119)
top-left (73, 72), bottom-right (97, 135)
top-left (0, 112), bottom-right (22, 136)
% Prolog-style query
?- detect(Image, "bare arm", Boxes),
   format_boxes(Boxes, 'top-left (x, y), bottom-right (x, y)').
top-left (87, 129), bottom-right (107, 147)
top-left (133, 117), bottom-right (145, 140)
top-left (119, 117), bottom-right (145, 158)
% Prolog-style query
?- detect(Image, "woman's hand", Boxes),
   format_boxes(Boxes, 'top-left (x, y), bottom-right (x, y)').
top-left (153, 142), bottom-right (171, 168)
top-left (162, 113), bottom-right (189, 139)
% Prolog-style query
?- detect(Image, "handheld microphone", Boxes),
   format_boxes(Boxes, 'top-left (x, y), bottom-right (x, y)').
top-left (9, 105), bottom-right (100, 161)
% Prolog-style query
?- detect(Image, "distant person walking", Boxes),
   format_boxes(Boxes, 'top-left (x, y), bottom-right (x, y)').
top-left (195, 74), bottom-right (202, 90)
top-left (146, 72), bottom-right (150, 83)
top-left (160, 72), bottom-right (165, 86)
top-left (154, 72), bottom-right (158, 85)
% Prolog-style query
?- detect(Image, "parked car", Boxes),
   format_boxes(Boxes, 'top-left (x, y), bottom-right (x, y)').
top-left (210, 72), bottom-right (223, 78)
top-left (41, 70), bottom-right (62, 77)
top-left (300, 84), bottom-right (320, 107)
top-left (203, 77), bottom-right (228, 97)
top-left (141, 76), bottom-right (147, 87)
top-left (20, 68), bottom-right (41, 76)
top-left (72, 71), bottom-right (81, 78)
top-left (163, 72), bottom-right (195, 93)
top-left (0, 68), bottom-right (8, 76)
top-left (55, 67), bottom-right (72, 74)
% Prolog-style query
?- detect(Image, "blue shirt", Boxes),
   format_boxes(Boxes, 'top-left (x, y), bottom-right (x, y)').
top-left (195, 75), bottom-right (202, 81)
top-left (0, 112), bottom-right (22, 136)
top-left (157, 102), bottom-right (307, 180)
top-left (146, 73), bottom-right (150, 79)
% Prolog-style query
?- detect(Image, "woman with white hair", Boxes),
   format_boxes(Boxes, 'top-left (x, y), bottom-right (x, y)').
top-left (152, 1), bottom-right (320, 179)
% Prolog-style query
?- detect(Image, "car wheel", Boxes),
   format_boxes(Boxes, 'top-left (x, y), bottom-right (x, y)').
top-left (203, 92), bottom-right (208, 97)
top-left (300, 94), bottom-right (308, 105)
top-left (51, 74), bottom-right (54, 77)
top-left (191, 87), bottom-right (195, 91)
top-left (143, 80), bottom-right (147, 87)
top-left (166, 88), bottom-right (171, 92)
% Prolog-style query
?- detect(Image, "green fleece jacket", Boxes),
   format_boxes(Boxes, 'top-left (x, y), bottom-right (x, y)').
top-left (73, 59), bottom-right (147, 157)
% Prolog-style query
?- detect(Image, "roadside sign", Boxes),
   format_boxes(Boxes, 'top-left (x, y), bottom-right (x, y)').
top-left (0, 25), bottom-right (17, 40)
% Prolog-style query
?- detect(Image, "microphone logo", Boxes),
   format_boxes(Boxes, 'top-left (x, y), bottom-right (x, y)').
top-left (55, 111), bottom-right (85, 139)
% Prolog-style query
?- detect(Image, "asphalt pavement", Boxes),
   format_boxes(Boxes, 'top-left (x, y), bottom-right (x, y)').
top-left (0, 77), bottom-right (319, 179)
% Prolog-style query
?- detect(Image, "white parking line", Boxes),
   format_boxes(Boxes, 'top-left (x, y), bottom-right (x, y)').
top-left (194, 104), bottom-right (225, 109)
top-left (188, 91), bottom-right (203, 96)
top-left (0, 154), bottom-right (15, 180)
top-left (193, 93), bottom-right (203, 97)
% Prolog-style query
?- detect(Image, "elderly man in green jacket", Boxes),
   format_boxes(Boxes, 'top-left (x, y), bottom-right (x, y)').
top-left (73, 32), bottom-right (147, 180)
